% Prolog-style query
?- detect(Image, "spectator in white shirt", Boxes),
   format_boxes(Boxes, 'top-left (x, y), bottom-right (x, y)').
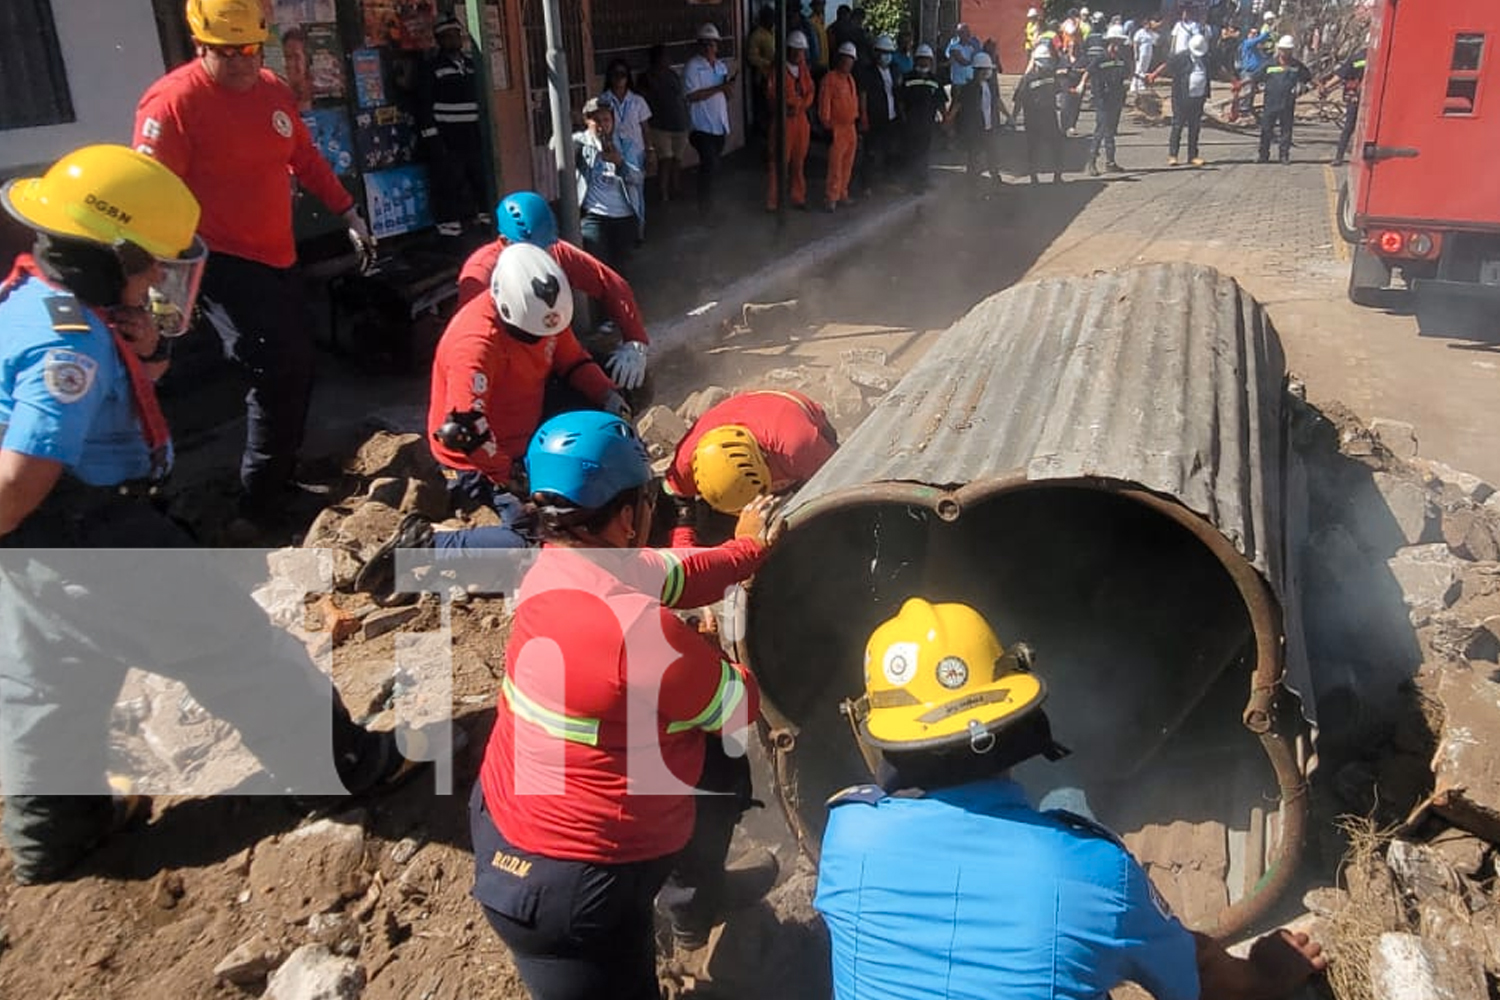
top-left (683, 23), bottom-right (736, 217)
top-left (1169, 8), bottom-right (1203, 55)
top-left (1131, 17), bottom-right (1161, 93)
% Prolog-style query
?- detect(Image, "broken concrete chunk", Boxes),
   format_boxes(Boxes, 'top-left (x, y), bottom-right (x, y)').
top-left (1388, 544), bottom-right (1463, 626)
top-left (1443, 507), bottom-right (1500, 563)
top-left (362, 606), bottom-right (420, 642)
top-left (740, 299), bottom-right (801, 332)
top-left (839, 360), bottom-right (902, 394)
top-left (637, 405), bottom-right (690, 460)
top-left (760, 366), bottom-right (820, 393)
top-left (1425, 611), bottom-right (1500, 663)
top-left (1372, 472), bottom-right (1433, 546)
top-left (264, 944), bottom-right (365, 1000)
top-left (821, 370), bottom-right (868, 425)
top-left (1302, 886), bottom-right (1351, 918)
top-left (1387, 840), bottom-right (1463, 901)
top-left (1431, 664), bottom-right (1500, 844)
top-left (215, 935), bottom-right (285, 986)
top-left (838, 346), bottom-right (889, 368)
top-left (307, 912), bottom-right (361, 957)
top-left (676, 386), bottom-right (731, 425)
top-left (1429, 829), bottom-right (1490, 876)
top-left (1422, 460), bottom-right (1496, 505)
top-left (1368, 932), bottom-right (1486, 1000)
top-left (1370, 418), bottom-right (1419, 460)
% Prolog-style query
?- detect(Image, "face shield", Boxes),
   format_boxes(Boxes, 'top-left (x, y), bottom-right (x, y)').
top-left (142, 236), bottom-right (209, 338)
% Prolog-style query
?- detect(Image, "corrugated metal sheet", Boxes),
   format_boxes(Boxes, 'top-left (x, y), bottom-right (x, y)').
top-left (793, 261), bottom-right (1288, 589)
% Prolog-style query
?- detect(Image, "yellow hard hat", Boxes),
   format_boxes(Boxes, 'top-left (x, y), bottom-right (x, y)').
top-left (853, 598), bottom-right (1046, 753)
top-left (691, 424), bottom-right (770, 514)
top-left (1, 145), bottom-right (201, 259)
top-left (186, 0), bottom-right (269, 45)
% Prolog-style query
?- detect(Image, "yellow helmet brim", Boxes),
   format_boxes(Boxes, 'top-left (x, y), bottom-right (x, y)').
top-left (862, 673), bottom-right (1047, 752)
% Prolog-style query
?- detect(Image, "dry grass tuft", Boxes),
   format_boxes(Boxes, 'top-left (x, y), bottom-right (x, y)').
top-left (1326, 815), bottom-right (1405, 1000)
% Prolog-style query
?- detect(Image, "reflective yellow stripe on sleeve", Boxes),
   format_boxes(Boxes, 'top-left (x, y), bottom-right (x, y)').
top-left (666, 660), bottom-right (748, 734)
top-left (502, 675), bottom-right (601, 746)
top-left (658, 549), bottom-right (686, 608)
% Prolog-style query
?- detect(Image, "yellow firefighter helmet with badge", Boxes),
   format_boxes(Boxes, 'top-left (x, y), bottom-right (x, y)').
top-left (851, 598), bottom-right (1047, 753)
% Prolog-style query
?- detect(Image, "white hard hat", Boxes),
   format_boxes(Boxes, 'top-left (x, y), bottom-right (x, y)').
top-left (874, 34), bottom-right (897, 52)
top-left (1080, 6), bottom-right (1090, 14)
top-left (1263, 10), bottom-right (1277, 21)
top-left (1032, 42), bottom-right (1054, 59)
top-left (972, 51), bottom-right (995, 69)
top-left (696, 23), bottom-right (721, 41)
top-left (1105, 24), bottom-right (1128, 40)
top-left (787, 29), bottom-right (809, 50)
top-left (837, 41), bottom-right (857, 59)
top-left (1276, 34), bottom-right (1295, 50)
top-left (491, 243), bottom-right (573, 337)
top-left (1091, 11), bottom-right (1105, 22)
top-left (914, 43), bottom-right (935, 59)
top-left (1027, 7), bottom-right (1040, 16)
top-left (1188, 33), bottom-right (1209, 56)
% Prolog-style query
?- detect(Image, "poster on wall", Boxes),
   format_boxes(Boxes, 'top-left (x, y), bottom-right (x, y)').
top-left (365, 165), bottom-right (433, 238)
top-left (362, 0), bottom-right (400, 46)
top-left (351, 48), bottom-right (387, 108)
top-left (300, 108), bottom-right (356, 176)
top-left (274, 0), bottom-right (336, 25)
top-left (278, 25), bottom-right (316, 109)
top-left (397, 0), bottom-right (438, 51)
top-left (353, 105), bottom-right (418, 171)
top-left (305, 23), bottom-right (347, 101)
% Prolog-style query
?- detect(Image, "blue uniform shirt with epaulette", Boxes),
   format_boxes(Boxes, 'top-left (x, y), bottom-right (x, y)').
top-left (814, 777), bottom-right (1199, 1000)
top-left (0, 271), bottom-right (164, 487)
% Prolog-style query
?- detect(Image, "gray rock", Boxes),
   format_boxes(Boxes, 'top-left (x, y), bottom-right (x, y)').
top-left (759, 366), bottom-right (820, 392)
top-left (399, 479), bottom-right (448, 521)
top-left (1430, 829), bottom-right (1490, 876)
top-left (1426, 611), bottom-right (1500, 662)
top-left (389, 836), bottom-right (423, 865)
top-left (1423, 460), bottom-right (1496, 504)
top-left (740, 299), bottom-right (802, 332)
top-left (306, 913), bottom-right (361, 957)
top-left (1430, 664), bottom-right (1500, 844)
top-left (1388, 544), bottom-right (1463, 626)
top-left (214, 935), bottom-right (285, 986)
top-left (1443, 508), bottom-right (1500, 563)
top-left (1303, 886), bottom-right (1351, 918)
top-left (1373, 472), bottom-right (1433, 545)
top-left (362, 605), bottom-right (420, 641)
top-left (839, 360), bottom-right (902, 394)
top-left (1486, 493), bottom-right (1500, 518)
top-left (676, 386), bottom-right (732, 425)
top-left (264, 944), bottom-right (365, 1000)
top-left (1387, 840), bottom-right (1463, 901)
top-left (1368, 932), bottom-right (1486, 1000)
top-left (636, 405), bottom-right (690, 460)
top-left (1370, 418), bottom-right (1419, 460)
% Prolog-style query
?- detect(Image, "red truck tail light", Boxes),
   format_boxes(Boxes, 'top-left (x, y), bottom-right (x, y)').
top-left (1378, 230), bottom-right (1405, 254)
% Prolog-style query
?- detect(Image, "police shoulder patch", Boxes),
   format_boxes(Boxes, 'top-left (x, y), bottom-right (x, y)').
top-left (42, 349), bottom-right (99, 404)
top-left (44, 295), bottom-right (91, 334)
top-left (1047, 808), bottom-right (1126, 848)
top-left (827, 784), bottom-right (887, 808)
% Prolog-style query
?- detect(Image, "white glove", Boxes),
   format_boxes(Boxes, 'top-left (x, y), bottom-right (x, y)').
top-left (606, 340), bottom-right (650, 391)
top-left (601, 390), bottom-right (633, 420)
top-left (343, 207), bottom-right (378, 275)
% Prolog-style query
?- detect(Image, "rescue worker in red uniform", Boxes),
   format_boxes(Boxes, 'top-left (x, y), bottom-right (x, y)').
top-left (766, 30), bottom-right (816, 211)
top-left (471, 411), bottom-right (779, 999)
top-left (132, 0), bottom-right (377, 530)
top-left (665, 389), bottom-right (839, 546)
top-left (458, 192), bottom-right (651, 393)
top-left (818, 42), bottom-right (864, 212)
top-left (354, 244), bottom-right (628, 595)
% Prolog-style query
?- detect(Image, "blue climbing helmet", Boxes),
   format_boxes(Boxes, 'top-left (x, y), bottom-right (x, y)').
top-left (496, 191), bottom-right (558, 249)
top-left (526, 410), bottom-right (652, 511)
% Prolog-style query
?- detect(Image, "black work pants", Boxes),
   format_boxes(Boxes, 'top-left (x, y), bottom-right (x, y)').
top-left (857, 119), bottom-right (899, 193)
top-left (1091, 95), bottom-right (1125, 163)
top-left (470, 783), bottom-right (674, 1000)
top-left (905, 123), bottom-right (936, 190)
top-left (199, 255), bottom-right (315, 514)
top-left (689, 130), bottom-right (727, 213)
top-left (1335, 98), bottom-right (1359, 162)
top-left (0, 486), bottom-right (387, 883)
top-left (1025, 117), bottom-right (1065, 177)
top-left (1170, 94), bottom-right (1206, 159)
top-left (579, 213), bottom-right (636, 276)
top-left (1259, 103), bottom-right (1295, 161)
top-left (428, 125), bottom-right (486, 225)
top-left (657, 737), bottom-right (754, 937)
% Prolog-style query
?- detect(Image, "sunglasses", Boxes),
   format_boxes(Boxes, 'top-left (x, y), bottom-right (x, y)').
top-left (207, 43), bottom-right (263, 58)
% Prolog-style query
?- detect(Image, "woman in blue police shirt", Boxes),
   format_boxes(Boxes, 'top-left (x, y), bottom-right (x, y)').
top-left (0, 145), bottom-right (417, 884)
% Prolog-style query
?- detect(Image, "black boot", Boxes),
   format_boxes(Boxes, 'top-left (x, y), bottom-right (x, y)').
top-left (354, 513), bottom-right (435, 600)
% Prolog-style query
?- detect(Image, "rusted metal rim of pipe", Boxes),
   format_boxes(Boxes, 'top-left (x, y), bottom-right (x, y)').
top-left (744, 474), bottom-right (1308, 942)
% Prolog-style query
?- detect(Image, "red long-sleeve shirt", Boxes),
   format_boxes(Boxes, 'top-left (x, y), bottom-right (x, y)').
top-left (665, 390), bottom-right (838, 533)
top-left (458, 238), bottom-right (649, 346)
top-left (480, 545), bottom-right (761, 863)
top-left (134, 61), bottom-right (353, 268)
top-left (428, 292), bottom-right (614, 483)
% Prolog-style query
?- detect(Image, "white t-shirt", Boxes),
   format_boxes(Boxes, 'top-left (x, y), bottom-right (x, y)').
top-left (1187, 56), bottom-right (1208, 97)
top-left (1133, 28), bottom-right (1158, 73)
top-left (601, 90), bottom-right (652, 153)
top-left (683, 54), bottom-right (731, 135)
top-left (1170, 20), bottom-right (1201, 55)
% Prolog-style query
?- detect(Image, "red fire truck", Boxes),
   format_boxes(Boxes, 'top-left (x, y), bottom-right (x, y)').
top-left (1339, 0), bottom-right (1500, 306)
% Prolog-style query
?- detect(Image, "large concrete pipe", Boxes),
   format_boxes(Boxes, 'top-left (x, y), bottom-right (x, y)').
top-left (733, 263), bottom-right (1314, 940)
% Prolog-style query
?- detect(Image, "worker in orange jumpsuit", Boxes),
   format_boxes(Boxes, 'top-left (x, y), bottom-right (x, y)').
top-left (767, 30), bottom-right (816, 211)
top-left (818, 42), bottom-right (864, 212)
